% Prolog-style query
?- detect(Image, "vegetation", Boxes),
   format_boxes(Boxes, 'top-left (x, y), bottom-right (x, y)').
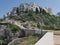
top-left (12, 34), bottom-right (41, 45)
top-left (16, 8), bottom-right (20, 15)
top-left (35, 8), bottom-right (39, 14)
top-left (20, 34), bottom-right (41, 45)
top-left (0, 36), bottom-right (8, 45)
top-left (10, 24), bottom-right (20, 33)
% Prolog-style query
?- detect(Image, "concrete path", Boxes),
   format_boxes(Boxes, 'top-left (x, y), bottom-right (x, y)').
top-left (54, 31), bottom-right (60, 45)
top-left (54, 35), bottom-right (60, 45)
top-left (42, 30), bottom-right (60, 45)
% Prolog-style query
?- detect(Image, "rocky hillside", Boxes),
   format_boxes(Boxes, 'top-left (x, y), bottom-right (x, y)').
top-left (0, 23), bottom-right (21, 45)
top-left (3, 2), bottom-right (59, 30)
top-left (7, 9), bottom-right (60, 30)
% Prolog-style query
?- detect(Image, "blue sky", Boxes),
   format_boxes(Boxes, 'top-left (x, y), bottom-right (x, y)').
top-left (0, 0), bottom-right (60, 18)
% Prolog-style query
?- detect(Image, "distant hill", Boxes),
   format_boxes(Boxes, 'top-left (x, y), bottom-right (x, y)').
top-left (57, 12), bottom-right (60, 16)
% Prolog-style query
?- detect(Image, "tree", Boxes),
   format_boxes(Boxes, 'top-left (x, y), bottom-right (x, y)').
top-left (3, 15), bottom-right (6, 20)
top-left (42, 9), bottom-right (46, 14)
top-left (16, 8), bottom-right (20, 15)
top-left (39, 7), bottom-right (42, 14)
top-left (37, 22), bottom-right (40, 29)
top-left (25, 8), bottom-right (28, 13)
top-left (35, 8), bottom-right (39, 14)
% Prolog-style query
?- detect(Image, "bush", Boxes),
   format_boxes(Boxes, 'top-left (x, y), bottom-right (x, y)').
top-left (11, 24), bottom-right (20, 33)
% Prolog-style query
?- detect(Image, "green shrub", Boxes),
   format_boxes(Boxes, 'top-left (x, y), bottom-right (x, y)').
top-left (11, 24), bottom-right (20, 33)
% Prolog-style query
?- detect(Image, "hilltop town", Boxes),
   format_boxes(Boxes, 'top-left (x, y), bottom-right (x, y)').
top-left (7, 3), bottom-right (52, 16)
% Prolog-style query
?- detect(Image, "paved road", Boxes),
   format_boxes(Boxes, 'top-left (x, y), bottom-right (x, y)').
top-left (54, 35), bottom-right (60, 45)
top-left (43, 30), bottom-right (60, 45)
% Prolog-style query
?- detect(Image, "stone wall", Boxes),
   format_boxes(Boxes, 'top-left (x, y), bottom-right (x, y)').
top-left (23, 29), bottom-right (47, 36)
top-left (24, 29), bottom-right (35, 36)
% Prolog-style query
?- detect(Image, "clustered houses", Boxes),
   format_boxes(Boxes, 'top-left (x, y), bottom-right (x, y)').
top-left (7, 3), bottom-right (52, 16)
top-left (19, 3), bottom-right (40, 12)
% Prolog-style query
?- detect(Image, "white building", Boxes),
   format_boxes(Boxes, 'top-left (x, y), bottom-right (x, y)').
top-left (28, 3), bottom-right (40, 12)
top-left (19, 3), bottom-right (29, 12)
top-left (9, 3), bottom-right (52, 16)
top-left (44, 7), bottom-right (52, 15)
top-left (19, 3), bottom-right (40, 12)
